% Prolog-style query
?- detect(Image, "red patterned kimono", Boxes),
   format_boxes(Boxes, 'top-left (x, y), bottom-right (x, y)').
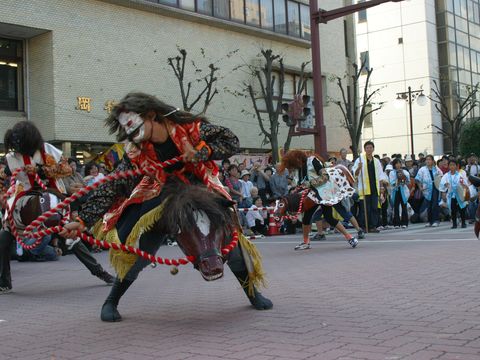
top-left (97, 120), bottom-right (232, 232)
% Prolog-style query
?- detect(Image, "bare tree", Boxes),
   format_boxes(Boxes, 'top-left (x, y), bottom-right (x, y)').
top-left (167, 47), bottom-right (238, 114)
top-left (429, 80), bottom-right (479, 155)
top-left (245, 49), bottom-right (310, 163)
top-left (330, 60), bottom-right (383, 158)
top-left (283, 62), bottom-right (310, 153)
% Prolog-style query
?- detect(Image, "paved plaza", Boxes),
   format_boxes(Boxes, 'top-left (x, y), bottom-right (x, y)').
top-left (0, 224), bottom-right (479, 360)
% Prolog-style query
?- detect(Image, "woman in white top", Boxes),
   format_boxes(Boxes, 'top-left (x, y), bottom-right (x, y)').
top-left (246, 197), bottom-right (268, 235)
top-left (439, 159), bottom-right (469, 229)
top-left (389, 158), bottom-right (410, 228)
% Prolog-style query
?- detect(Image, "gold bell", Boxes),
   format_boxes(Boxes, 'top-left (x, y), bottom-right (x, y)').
top-left (170, 266), bottom-right (179, 275)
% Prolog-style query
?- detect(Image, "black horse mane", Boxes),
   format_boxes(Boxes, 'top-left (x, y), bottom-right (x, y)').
top-left (160, 181), bottom-right (233, 235)
top-left (283, 192), bottom-right (302, 212)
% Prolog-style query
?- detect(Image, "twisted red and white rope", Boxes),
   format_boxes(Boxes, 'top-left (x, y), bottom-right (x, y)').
top-left (5, 156), bottom-right (239, 265)
top-left (281, 189), bottom-right (309, 221)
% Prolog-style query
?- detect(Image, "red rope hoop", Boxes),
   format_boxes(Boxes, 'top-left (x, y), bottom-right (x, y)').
top-left (5, 156), bottom-right (239, 265)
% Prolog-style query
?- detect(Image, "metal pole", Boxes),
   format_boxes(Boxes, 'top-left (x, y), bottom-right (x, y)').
top-left (310, 0), bottom-right (328, 159)
top-left (408, 86), bottom-right (414, 156)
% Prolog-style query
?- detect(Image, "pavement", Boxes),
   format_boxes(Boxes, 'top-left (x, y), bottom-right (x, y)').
top-left (0, 223), bottom-right (479, 360)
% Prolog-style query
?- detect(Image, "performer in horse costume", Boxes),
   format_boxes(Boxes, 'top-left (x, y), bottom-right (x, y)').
top-left (279, 150), bottom-right (360, 251)
top-left (0, 122), bottom-right (114, 295)
top-left (61, 92), bottom-right (272, 322)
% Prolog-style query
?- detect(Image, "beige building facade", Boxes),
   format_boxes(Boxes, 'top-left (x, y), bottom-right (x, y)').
top-left (0, 0), bottom-right (352, 159)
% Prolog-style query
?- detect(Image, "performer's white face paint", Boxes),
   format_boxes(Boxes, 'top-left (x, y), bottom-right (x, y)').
top-left (118, 112), bottom-right (147, 143)
top-left (194, 210), bottom-right (211, 236)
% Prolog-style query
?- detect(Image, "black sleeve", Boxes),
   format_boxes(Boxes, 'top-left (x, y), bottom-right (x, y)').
top-left (78, 156), bottom-right (141, 227)
top-left (312, 158), bottom-right (323, 175)
top-left (198, 123), bottom-right (240, 160)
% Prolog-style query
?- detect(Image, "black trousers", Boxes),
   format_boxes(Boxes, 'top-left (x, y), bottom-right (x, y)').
top-left (0, 230), bottom-right (14, 288)
top-left (451, 198), bottom-right (466, 227)
top-left (358, 193), bottom-right (379, 230)
top-left (0, 229), bottom-right (106, 289)
top-left (302, 204), bottom-right (339, 227)
top-left (393, 191), bottom-right (408, 227)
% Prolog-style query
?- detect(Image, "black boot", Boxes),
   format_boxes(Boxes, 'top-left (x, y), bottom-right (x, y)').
top-left (96, 271), bottom-right (115, 285)
top-left (232, 270), bottom-right (273, 310)
top-left (100, 278), bottom-right (134, 322)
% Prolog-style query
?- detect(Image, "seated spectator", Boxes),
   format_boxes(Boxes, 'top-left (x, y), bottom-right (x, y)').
top-left (246, 197), bottom-right (268, 235)
top-left (63, 158), bottom-right (86, 195)
top-left (83, 163), bottom-right (105, 186)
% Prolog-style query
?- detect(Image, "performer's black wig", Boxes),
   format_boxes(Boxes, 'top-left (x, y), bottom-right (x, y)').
top-left (4, 121), bottom-right (44, 157)
top-left (106, 92), bottom-right (208, 142)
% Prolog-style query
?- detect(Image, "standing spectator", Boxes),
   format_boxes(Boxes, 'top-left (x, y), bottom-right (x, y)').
top-left (439, 155), bottom-right (449, 174)
top-left (404, 155), bottom-right (416, 177)
top-left (226, 164), bottom-right (243, 203)
top-left (466, 154), bottom-right (479, 177)
top-left (337, 148), bottom-right (352, 170)
top-left (250, 162), bottom-right (272, 203)
top-left (440, 159), bottom-right (469, 228)
top-left (352, 141), bottom-right (388, 233)
top-left (416, 155), bottom-right (442, 227)
top-left (269, 164), bottom-right (289, 199)
top-left (417, 153), bottom-right (426, 168)
top-left (239, 170), bottom-right (254, 208)
top-left (390, 158), bottom-right (410, 228)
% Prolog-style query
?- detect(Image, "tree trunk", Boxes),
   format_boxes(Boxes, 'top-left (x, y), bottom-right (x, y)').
top-left (451, 123), bottom-right (457, 155)
top-left (271, 135), bottom-right (279, 164)
top-left (283, 127), bottom-right (294, 154)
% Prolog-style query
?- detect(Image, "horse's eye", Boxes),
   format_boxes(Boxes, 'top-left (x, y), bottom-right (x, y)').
top-left (279, 203), bottom-right (284, 208)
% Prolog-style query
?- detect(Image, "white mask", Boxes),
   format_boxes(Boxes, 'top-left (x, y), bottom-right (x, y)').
top-left (118, 112), bottom-right (146, 143)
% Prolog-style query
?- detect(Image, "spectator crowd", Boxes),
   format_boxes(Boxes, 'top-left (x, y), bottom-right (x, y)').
top-left (217, 147), bottom-right (480, 237)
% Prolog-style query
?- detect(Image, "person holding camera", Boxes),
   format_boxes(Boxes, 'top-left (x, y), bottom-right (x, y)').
top-left (389, 158), bottom-right (410, 228)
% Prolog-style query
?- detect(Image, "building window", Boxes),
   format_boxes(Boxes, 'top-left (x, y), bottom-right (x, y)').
top-left (358, 0), bottom-right (366, 22)
top-left (231, 0), bottom-right (245, 22)
top-left (260, 0), bottom-right (274, 29)
top-left (0, 38), bottom-right (24, 112)
top-left (245, 0), bottom-right (260, 25)
top-left (287, 1), bottom-right (300, 37)
top-left (214, 0), bottom-right (230, 18)
top-left (179, 0), bottom-right (195, 10)
top-left (274, 0), bottom-right (287, 34)
top-left (360, 51), bottom-right (369, 74)
top-left (197, 0), bottom-right (213, 14)
top-left (300, 5), bottom-right (311, 40)
top-left (149, 0), bottom-right (310, 39)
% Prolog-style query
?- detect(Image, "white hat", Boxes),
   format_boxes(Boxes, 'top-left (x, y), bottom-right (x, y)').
top-left (385, 164), bottom-right (393, 171)
top-left (240, 170), bottom-right (250, 178)
top-left (405, 155), bottom-right (413, 162)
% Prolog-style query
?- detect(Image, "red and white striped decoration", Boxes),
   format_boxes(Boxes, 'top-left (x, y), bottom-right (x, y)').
top-left (5, 156), bottom-right (240, 266)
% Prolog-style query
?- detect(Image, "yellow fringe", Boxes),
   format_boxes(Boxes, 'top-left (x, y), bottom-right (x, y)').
top-left (92, 200), bottom-right (169, 280)
top-left (107, 228), bottom-right (137, 280)
top-left (238, 233), bottom-right (267, 297)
